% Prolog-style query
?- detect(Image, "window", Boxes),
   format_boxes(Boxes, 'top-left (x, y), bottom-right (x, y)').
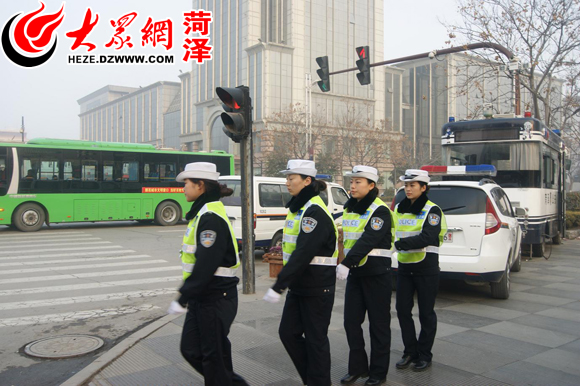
top-left (0, 147), bottom-right (13, 196)
top-left (331, 187), bottom-right (349, 206)
top-left (259, 184), bottom-right (286, 207)
top-left (220, 180), bottom-right (241, 206)
top-left (395, 186), bottom-right (488, 215)
top-left (491, 188), bottom-right (512, 217)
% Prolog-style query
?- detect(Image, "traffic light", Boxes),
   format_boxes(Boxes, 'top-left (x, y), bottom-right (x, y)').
top-left (356, 46), bottom-right (371, 85)
top-left (316, 56), bottom-right (330, 92)
top-left (216, 86), bottom-right (252, 143)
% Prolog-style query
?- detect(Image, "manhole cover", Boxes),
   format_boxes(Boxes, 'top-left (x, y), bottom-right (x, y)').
top-left (24, 335), bottom-right (104, 359)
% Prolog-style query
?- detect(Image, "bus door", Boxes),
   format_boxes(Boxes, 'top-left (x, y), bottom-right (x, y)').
top-left (0, 147), bottom-right (13, 196)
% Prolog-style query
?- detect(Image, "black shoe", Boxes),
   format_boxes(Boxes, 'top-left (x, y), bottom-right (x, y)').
top-left (340, 373), bottom-right (368, 384)
top-left (395, 355), bottom-right (416, 369)
top-left (412, 360), bottom-right (432, 371)
top-left (365, 378), bottom-right (386, 386)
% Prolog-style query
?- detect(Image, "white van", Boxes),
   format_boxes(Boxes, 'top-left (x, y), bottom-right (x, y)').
top-left (218, 176), bottom-right (349, 250)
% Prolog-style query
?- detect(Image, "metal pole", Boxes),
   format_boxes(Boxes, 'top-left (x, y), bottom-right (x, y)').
top-left (20, 116), bottom-right (25, 143)
top-left (240, 115), bottom-right (255, 294)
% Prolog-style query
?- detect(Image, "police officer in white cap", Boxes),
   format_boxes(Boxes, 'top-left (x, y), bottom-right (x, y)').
top-left (263, 159), bottom-right (338, 386)
top-left (337, 165), bottom-right (394, 386)
top-left (168, 162), bottom-right (248, 385)
top-left (393, 169), bottom-right (446, 372)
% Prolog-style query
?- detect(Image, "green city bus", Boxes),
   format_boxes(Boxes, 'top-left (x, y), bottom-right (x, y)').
top-left (0, 139), bottom-right (234, 231)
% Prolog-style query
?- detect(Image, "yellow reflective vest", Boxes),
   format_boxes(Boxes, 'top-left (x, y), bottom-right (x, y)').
top-left (282, 195), bottom-right (338, 266)
top-left (180, 201), bottom-right (240, 280)
top-left (395, 200), bottom-right (447, 264)
top-left (342, 197), bottom-right (395, 267)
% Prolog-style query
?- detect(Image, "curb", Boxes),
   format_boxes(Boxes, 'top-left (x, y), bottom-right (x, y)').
top-left (565, 229), bottom-right (580, 239)
top-left (61, 313), bottom-right (180, 386)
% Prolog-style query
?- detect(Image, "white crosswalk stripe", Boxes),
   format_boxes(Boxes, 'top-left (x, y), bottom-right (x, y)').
top-left (0, 230), bottom-right (182, 328)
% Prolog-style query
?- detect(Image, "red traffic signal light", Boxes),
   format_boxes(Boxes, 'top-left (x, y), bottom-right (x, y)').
top-left (356, 46), bottom-right (370, 85)
top-left (216, 86), bottom-right (252, 143)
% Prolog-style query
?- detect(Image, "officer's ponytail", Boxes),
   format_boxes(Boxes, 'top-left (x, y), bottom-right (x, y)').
top-left (299, 174), bottom-right (327, 194)
top-left (419, 181), bottom-right (430, 194)
top-left (190, 178), bottom-right (234, 198)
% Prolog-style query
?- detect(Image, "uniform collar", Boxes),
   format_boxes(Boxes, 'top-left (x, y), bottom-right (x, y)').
top-left (398, 192), bottom-right (428, 215)
top-left (185, 191), bottom-right (220, 221)
top-left (286, 184), bottom-right (317, 213)
top-left (344, 190), bottom-right (377, 215)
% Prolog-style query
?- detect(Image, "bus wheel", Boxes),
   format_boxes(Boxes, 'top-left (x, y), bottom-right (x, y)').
top-left (552, 232), bottom-right (562, 245)
top-left (13, 203), bottom-right (45, 232)
top-left (531, 241), bottom-right (545, 258)
top-left (155, 201), bottom-right (180, 226)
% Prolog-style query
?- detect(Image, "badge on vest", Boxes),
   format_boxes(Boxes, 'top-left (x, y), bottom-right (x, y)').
top-left (185, 228), bottom-right (191, 237)
top-left (370, 217), bottom-right (384, 230)
top-left (200, 230), bottom-right (217, 248)
top-left (428, 213), bottom-right (440, 226)
top-left (301, 217), bottom-right (318, 233)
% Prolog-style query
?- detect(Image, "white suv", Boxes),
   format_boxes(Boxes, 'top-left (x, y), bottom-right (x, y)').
top-left (392, 179), bottom-right (522, 299)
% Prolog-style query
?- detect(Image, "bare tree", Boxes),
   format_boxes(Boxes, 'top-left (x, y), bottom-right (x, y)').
top-left (445, 0), bottom-right (580, 127)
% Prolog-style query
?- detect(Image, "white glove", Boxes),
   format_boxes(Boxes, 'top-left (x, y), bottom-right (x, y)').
top-left (336, 264), bottom-right (350, 280)
top-left (167, 300), bottom-right (187, 315)
top-left (263, 288), bottom-right (281, 304)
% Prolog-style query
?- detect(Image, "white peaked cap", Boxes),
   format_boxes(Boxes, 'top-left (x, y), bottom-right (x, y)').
top-left (345, 165), bottom-right (379, 183)
top-left (399, 169), bottom-right (430, 183)
top-left (280, 159), bottom-right (317, 177)
top-left (176, 162), bottom-right (220, 182)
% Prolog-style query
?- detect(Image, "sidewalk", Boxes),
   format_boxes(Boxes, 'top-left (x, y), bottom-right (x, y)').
top-left (65, 240), bottom-right (580, 386)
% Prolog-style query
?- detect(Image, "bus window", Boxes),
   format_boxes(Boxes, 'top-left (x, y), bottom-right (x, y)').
top-left (144, 162), bottom-right (160, 181)
top-left (103, 162), bottom-right (114, 181)
top-left (82, 160), bottom-right (97, 181)
top-left (160, 163), bottom-right (176, 180)
top-left (123, 161), bottom-right (139, 182)
top-left (40, 160), bottom-right (59, 180)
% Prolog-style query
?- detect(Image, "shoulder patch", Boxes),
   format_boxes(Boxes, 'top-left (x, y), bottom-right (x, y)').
top-left (301, 217), bottom-right (318, 233)
top-left (370, 217), bottom-right (384, 231)
top-left (428, 213), bottom-right (440, 226)
top-left (199, 230), bottom-right (217, 248)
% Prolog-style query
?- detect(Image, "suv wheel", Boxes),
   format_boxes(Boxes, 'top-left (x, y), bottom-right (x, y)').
top-left (511, 248), bottom-right (522, 273)
top-left (268, 232), bottom-right (283, 252)
top-left (490, 262), bottom-right (510, 299)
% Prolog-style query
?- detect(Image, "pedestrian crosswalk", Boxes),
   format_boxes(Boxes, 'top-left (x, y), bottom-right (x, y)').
top-left (0, 230), bottom-right (182, 328)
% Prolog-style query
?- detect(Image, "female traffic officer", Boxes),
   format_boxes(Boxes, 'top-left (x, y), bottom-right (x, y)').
top-left (393, 169), bottom-right (446, 372)
top-left (167, 162), bottom-right (248, 386)
top-left (336, 165), bottom-right (394, 386)
top-left (263, 159), bottom-right (338, 386)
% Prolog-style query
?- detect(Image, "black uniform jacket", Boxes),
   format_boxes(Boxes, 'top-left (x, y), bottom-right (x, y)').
top-left (272, 185), bottom-right (337, 296)
top-left (178, 192), bottom-right (239, 305)
top-left (340, 190), bottom-right (393, 277)
top-left (394, 192), bottom-right (442, 276)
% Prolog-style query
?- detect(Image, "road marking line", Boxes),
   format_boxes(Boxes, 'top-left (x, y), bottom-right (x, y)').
top-left (0, 241), bottom-right (111, 251)
top-left (0, 237), bottom-right (103, 246)
top-left (0, 254), bottom-right (151, 267)
top-left (0, 266), bottom-right (181, 285)
top-left (0, 276), bottom-right (180, 296)
top-left (0, 245), bottom-right (121, 256)
top-left (0, 247), bottom-right (128, 261)
top-left (0, 259), bottom-right (167, 275)
top-left (0, 231), bottom-right (89, 238)
top-left (0, 304), bottom-right (160, 327)
top-left (0, 288), bottom-right (175, 310)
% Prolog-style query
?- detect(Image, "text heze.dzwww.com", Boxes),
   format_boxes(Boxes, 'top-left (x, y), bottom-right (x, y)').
top-left (68, 55), bottom-right (174, 64)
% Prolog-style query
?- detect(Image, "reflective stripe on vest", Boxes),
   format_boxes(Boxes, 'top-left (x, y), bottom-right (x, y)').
top-left (282, 195), bottom-right (338, 266)
top-left (394, 201), bottom-right (447, 264)
top-left (342, 198), bottom-right (394, 267)
top-left (180, 201), bottom-right (240, 280)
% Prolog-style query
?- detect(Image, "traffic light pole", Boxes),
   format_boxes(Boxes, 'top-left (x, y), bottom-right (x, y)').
top-left (240, 134), bottom-right (255, 294)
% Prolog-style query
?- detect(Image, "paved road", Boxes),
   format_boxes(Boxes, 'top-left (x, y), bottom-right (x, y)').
top-left (0, 222), bottom-right (187, 386)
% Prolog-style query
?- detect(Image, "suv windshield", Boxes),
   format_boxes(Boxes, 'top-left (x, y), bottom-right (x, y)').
top-left (394, 186), bottom-right (488, 214)
top-left (219, 180), bottom-right (242, 206)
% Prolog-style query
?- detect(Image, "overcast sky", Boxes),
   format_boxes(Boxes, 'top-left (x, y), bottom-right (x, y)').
top-left (0, 0), bottom-right (458, 140)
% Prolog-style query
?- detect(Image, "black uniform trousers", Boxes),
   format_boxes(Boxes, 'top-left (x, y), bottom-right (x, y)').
top-left (180, 295), bottom-right (248, 386)
top-left (344, 272), bottom-right (392, 379)
top-left (395, 272), bottom-right (439, 362)
top-left (279, 290), bottom-right (335, 386)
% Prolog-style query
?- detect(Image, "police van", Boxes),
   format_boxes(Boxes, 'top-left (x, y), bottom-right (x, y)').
top-left (219, 176), bottom-right (349, 249)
